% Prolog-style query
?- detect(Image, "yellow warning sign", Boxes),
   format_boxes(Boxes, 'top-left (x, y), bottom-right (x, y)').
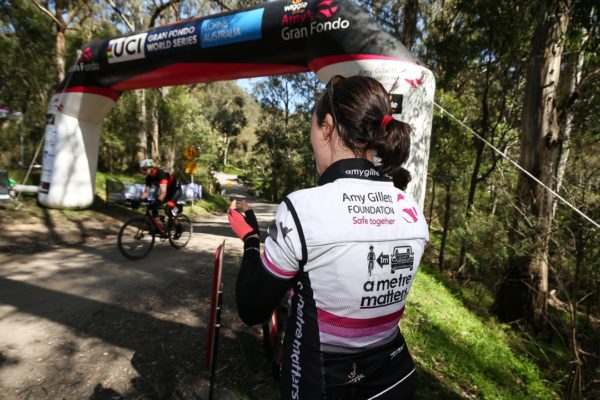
top-left (184, 160), bottom-right (197, 174)
top-left (183, 145), bottom-right (197, 160)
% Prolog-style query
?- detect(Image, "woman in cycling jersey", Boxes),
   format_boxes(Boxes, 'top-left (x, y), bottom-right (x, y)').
top-left (228, 75), bottom-right (429, 400)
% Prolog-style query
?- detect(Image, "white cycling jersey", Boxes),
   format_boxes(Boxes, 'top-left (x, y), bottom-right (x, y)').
top-left (259, 159), bottom-right (429, 399)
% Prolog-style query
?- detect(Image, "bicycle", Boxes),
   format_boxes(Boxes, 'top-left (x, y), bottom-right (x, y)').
top-left (117, 200), bottom-right (193, 260)
top-left (262, 292), bottom-right (290, 380)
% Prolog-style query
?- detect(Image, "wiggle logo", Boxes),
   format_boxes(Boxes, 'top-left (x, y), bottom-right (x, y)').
top-left (283, 0), bottom-right (308, 13)
top-left (317, 0), bottom-right (339, 19)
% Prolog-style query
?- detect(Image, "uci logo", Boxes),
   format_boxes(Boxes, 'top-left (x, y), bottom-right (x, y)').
top-left (107, 33), bottom-right (147, 64)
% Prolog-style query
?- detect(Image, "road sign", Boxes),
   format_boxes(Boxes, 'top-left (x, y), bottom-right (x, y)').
top-left (183, 145), bottom-right (197, 160)
top-left (184, 160), bottom-right (197, 174)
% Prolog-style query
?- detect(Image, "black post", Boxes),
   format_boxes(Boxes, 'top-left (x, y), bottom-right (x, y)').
top-left (208, 282), bottom-right (223, 400)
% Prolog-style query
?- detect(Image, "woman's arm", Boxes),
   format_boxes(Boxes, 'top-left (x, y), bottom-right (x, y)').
top-left (235, 236), bottom-right (292, 326)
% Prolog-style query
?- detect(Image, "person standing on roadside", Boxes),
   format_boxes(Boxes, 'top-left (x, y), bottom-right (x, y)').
top-left (228, 75), bottom-right (429, 399)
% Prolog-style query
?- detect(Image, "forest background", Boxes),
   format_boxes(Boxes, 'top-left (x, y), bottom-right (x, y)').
top-left (0, 0), bottom-right (598, 399)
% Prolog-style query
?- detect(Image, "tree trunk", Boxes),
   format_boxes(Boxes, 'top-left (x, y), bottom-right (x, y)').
top-left (458, 67), bottom-right (490, 273)
top-left (553, 37), bottom-right (586, 218)
top-left (564, 28), bottom-right (589, 400)
top-left (132, 0), bottom-right (147, 165)
top-left (567, 205), bottom-right (584, 400)
top-left (56, 28), bottom-right (66, 82)
top-left (428, 179), bottom-right (436, 225)
top-left (494, 0), bottom-right (571, 325)
top-left (223, 134), bottom-right (229, 165)
top-left (490, 181), bottom-right (498, 216)
top-left (438, 182), bottom-right (452, 270)
top-left (401, 0), bottom-right (419, 50)
top-left (135, 89), bottom-right (147, 163)
top-left (165, 139), bottom-right (175, 172)
top-left (149, 90), bottom-right (160, 161)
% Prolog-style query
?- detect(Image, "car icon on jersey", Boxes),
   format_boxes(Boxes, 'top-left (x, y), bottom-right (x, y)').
top-left (391, 246), bottom-right (414, 272)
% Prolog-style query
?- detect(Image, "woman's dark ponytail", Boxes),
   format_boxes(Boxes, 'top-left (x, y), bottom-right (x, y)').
top-left (314, 75), bottom-right (413, 189)
top-left (372, 118), bottom-right (412, 190)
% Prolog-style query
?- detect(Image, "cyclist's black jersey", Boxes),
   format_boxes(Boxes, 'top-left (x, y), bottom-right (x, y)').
top-left (236, 159), bottom-right (429, 400)
top-left (145, 168), bottom-right (180, 199)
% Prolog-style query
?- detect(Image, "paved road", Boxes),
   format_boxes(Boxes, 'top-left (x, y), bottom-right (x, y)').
top-left (0, 200), bottom-right (278, 399)
top-left (212, 172), bottom-right (254, 198)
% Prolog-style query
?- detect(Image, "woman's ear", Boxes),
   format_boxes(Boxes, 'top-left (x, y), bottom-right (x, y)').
top-left (322, 113), bottom-right (335, 140)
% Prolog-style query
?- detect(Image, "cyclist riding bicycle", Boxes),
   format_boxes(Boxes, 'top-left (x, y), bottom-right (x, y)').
top-left (139, 159), bottom-right (183, 238)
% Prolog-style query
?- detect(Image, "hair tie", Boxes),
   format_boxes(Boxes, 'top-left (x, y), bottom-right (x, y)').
top-left (381, 115), bottom-right (394, 127)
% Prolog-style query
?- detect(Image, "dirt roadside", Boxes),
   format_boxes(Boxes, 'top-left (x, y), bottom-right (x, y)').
top-left (0, 201), bottom-right (279, 400)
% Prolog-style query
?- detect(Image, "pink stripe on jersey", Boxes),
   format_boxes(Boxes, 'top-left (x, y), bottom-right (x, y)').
top-left (319, 317), bottom-right (400, 338)
top-left (261, 251), bottom-right (296, 278)
top-left (317, 307), bottom-right (405, 329)
top-left (320, 329), bottom-right (393, 348)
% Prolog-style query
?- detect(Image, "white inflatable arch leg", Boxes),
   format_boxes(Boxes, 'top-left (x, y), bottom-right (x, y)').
top-left (38, 91), bottom-right (117, 209)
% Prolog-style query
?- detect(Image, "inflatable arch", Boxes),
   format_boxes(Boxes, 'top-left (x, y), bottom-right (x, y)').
top-left (39, 0), bottom-right (435, 209)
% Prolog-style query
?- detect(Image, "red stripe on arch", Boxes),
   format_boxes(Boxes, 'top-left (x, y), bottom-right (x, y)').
top-left (111, 63), bottom-right (310, 91)
top-left (317, 307), bottom-right (405, 329)
top-left (58, 86), bottom-right (120, 101)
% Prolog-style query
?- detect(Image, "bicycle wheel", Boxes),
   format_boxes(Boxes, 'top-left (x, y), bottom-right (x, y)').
top-left (117, 216), bottom-right (156, 260)
top-left (262, 299), bottom-right (288, 380)
top-left (169, 214), bottom-right (192, 249)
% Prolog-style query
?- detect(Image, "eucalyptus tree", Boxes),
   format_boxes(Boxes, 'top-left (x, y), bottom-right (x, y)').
top-left (211, 96), bottom-right (248, 166)
top-left (29, 0), bottom-right (94, 82)
top-left (428, 91), bottom-right (472, 270)
top-left (252, 73), bottom-right (319, 201)
top-left (358, 0), bottom-right (420, 51)
top-left (0, 1), bottom-right (55, 163)
top-left (433, 0), bottom-right (534, 274)
top-left (495, 0), bottom-right (599, 329)
top-left (104, 0), bottom-right (190, 165)
top-left (543, 2), bottom-right (599, 396)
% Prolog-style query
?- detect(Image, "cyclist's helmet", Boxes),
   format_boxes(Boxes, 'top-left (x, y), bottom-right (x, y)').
top-left (140, 159), bottom-right (156, 170)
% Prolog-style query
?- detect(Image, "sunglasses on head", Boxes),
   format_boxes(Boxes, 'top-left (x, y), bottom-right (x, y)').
top-left (325, 75), bottom-right (345, 134)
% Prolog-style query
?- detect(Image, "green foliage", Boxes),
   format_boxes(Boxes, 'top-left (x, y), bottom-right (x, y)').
top-left (158, 86), bottom-right (219, 170)
top-left (431, 90), bottom-right (474, 184)
top-left (404, 268), bottom-right (561, 399)
top-left (197, 81), bottom-right (260, 170)
top-left (209, 94), bottom-right (248, 165)
top-left (452, 208), bottom-right (510, 277)
top-left (0, 0), bottom-right (57, 166)
top-left (100, 91), bottom-right (141, 171)
top-left (247, 74), bottom-right (319, 201)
